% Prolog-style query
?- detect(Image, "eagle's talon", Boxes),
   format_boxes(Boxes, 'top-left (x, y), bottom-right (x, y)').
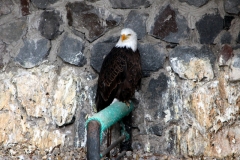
top-left (124, 101), bottom-right (130, 107)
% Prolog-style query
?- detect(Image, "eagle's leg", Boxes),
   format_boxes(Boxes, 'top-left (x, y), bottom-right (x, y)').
top-left (120, 112), bottom-right (132, 152)
top-left (106, 127), bottom-right (112, 158)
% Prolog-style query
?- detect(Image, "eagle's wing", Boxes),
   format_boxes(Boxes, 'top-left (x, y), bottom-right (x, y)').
top-left (96, 47), bottom-right (127, 111)
top-left (130, 49), bottom-right (142, 90)
top-left (96, 47), bottom-right (142, 111)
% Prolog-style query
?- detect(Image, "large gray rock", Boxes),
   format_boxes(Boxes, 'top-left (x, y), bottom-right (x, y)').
top-left (139, 43), bottom-right (166, 76)
top-left (58, 35), bottom-right (86, 67)
top-left (149, 5), bottom-right (189, 43)
top-left (0, 19), bottom-right (27, 43)
top-left (31, 0), bottom-right (58, 9)
top-left (169, 46), bottom-right (216, 81)
top-left (109, 0), bottom-right (151, 9)
top-left (39, 10), bottom-right (62, 40)
top-left (90, 38), bottom-right (117, 72)
top-left (179, 0), bottom-right (209, 7)
top-left (196, 13), bottom-right (223, 44)
top-left (15, 39), bottom-right (50, 68)
top-left (124, 10), bottom-right (148, 40)
top-left (147, 73), bottom-right (168, 109)
top-left (224, 0), bottom-right (240, 15)
top-left (66, 2), bottom-right (122, 42)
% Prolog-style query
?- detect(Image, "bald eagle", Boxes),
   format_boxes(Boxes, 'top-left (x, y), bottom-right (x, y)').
top-left (96, 28), bottom-right (142, 111)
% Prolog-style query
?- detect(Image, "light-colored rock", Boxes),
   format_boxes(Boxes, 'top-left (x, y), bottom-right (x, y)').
top-left (0, 112), bottom-right (65, 152)
top-left (32, 128), bottom-right (65, 151)
top-left (0, 74), bottom-right (16, 111)
top-left (180, 127), bottom-right (206, 157)
top-left (171, 57), bottom-right (214, 81)
top-left (12, 65), bottom-right (57, 121)
top-left (190, 78), bottom-right (238, 132)
top-left (185, 58), bottom-right (214, 81)
top-left (51, 66), bottom-right (78, 126)
top-left (169, 46), bottom-right (215, 81)
top-left (198, 123), bottom-right (240, 158)
top-left (0, 112), bottom-right (24, 144)
top-left (0, 66), bottom-right (68, 152)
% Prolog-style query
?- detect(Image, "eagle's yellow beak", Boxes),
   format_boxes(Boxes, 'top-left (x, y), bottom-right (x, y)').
top-left (121, 34), bottom-right (127, 41)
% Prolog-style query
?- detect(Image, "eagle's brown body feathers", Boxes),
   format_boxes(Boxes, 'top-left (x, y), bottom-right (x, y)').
top-left (96, 47), bottom-right (141, 111)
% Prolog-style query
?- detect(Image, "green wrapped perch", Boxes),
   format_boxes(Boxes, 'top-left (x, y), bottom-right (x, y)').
top-left (86, 101), bottom-right (133, 142)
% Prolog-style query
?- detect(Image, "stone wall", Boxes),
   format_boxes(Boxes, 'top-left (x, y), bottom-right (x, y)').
top-left (0, 0), bottom-right (240, 159)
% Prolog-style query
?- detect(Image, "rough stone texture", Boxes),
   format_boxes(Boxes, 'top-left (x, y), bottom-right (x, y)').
top-left (39, 10), bottom-right (62, 40)
top-left (179, 0), bottom-right (209, 7)
top-left (0, 19), bottom-right (27, 44)
top-left (0, 64), bottom-right (94, 159)
top-left (51, 66), bottom-right (78, 126)
top-left (31, 0), bottom-right (58, 9)
top-left (12, 67), bottom-right (55, 119)
top-left (1, 0), bottom-right (240, 159)
top-left (66, 1), bottom-right (122, 42)
top-left (149, 5), bottom-right (189, 43)
top-left (196, 13), bottom-right (223, 44)
top-left (15, 39), bottom-right (50, 68)
top-left (224, 0), bottom-right (240, 14)
top-left (58, 34), bottom-right (86, 67)
top-left (169, 46), bottom-right (216, 81)
top-left (109, 0), bottom-right (151, 9)
top-left (210, 124), bottom-right (240, 158)
top-left (124, 10), bottom-right (148, 40)
top-left (0, 66), bottom-right (66, 152)
top-left (179, 78), bottom-right (240, 157)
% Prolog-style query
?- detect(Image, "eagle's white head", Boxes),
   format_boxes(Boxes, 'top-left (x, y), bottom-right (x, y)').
top-left (115, 28), bottom-right (137, 52)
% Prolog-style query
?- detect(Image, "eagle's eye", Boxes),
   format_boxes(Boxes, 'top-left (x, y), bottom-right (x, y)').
top-left (127, 34), bottom-right (131, 36)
